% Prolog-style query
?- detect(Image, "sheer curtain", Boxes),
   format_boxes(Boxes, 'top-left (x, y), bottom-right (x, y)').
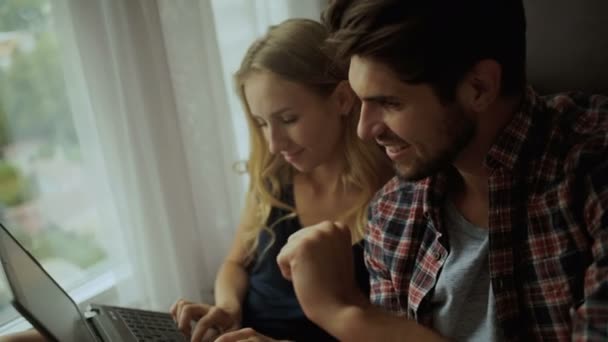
top-left (48, 0), bottom-right (324, 312)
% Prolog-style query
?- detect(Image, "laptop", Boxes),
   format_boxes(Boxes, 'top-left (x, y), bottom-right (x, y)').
top-left (0, 222), bottom-right (188, 342)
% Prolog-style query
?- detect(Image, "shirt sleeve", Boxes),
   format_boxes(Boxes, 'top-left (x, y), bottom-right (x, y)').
top-left (571, 155), bottom-right (608, 341)
top-left (365, 198), bottom-right (407, 316)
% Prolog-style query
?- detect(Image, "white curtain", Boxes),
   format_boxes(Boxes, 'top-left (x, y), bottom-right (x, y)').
top-left (49, 0), bottom-right (323, 312)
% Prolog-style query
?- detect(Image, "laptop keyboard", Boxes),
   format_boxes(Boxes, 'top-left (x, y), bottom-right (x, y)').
top-left (115, 307), bottom-right (187, 342)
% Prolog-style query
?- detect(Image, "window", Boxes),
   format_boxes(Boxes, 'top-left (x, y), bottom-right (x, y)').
top-left (0, 0), bottom-right (325, 334)
top-left (0, 0), bottom-right (111, 328)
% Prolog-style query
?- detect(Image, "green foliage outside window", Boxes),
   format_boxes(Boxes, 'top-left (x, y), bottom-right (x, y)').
top-left (15, 224), bottom-right (107, 270)
top-left (0, 0), bottom-right (78, 152)
top-left (0, 1), bottom-right (107, 309)
top-left (0, 161), bottom-right (31, 207)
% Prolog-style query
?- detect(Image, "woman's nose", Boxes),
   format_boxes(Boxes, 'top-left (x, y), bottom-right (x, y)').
top-left (268, 126), bottom-right (287, 154)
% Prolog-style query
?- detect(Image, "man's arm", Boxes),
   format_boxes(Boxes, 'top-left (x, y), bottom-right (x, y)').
top-left (276, 221), bottom-right (446, 342)
top-left (364, 209), bottom-right (407, 315)
top-left (329, 302), bottom-right (444, 342)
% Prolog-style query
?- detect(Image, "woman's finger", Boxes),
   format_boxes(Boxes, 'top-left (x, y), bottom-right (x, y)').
top-left (214, 327), bottom-right (258, 342)
top-left (190, 308), bottom-right (230, 342)
top-left (177, 303), bottom-right (209, 335)
top-left (169, 298), bottom-right (183, 320)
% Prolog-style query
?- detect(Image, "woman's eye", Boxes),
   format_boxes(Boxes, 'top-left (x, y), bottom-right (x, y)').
top-left (255, 120), bottom-right (267, 128)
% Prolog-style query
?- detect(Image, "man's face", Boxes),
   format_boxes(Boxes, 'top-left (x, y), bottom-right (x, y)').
top-left (348, 56), bottom-right (475, 180)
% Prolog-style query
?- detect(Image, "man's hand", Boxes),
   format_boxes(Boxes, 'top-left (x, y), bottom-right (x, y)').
top-left (276, 221), bottom-right (367, 324)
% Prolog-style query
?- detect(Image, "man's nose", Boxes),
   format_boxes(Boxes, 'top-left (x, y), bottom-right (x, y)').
top-left (357, 103), bottom-right (385, 140)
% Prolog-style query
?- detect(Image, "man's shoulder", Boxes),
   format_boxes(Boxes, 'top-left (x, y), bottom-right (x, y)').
top-left (538, 91), bottom-right (608, 172)
top-left (541, 91), bottom-right (608, 136)
top-left (543, 91), bottom-right (608, 110)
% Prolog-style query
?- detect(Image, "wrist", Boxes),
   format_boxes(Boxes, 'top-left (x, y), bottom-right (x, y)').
top-left (215, 300), bottom-right (241, 317)
top-left (309, 291), bottom-right (371, 336)
top-left (327, 301), bottom-right (371, 341)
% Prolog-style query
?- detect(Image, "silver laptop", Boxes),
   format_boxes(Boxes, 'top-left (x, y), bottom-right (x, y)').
top-left (0, 222), bottom-right (187, 342)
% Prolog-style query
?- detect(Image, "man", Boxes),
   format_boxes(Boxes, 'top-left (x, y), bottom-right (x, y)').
top-left (277, 0), bottom-right (607, 341)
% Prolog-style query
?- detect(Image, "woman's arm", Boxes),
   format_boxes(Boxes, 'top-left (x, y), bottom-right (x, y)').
top-left (213, 222), bottom-right (252, 317)
top-left (171, 211), bottom-right (256, 341)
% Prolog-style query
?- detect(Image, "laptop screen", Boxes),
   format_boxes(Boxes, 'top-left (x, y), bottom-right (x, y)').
top-left (0, 223), bottom-right (98, 342)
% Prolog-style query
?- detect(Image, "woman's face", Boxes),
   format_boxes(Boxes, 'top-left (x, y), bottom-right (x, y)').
top-left (243, 71), bottom-right (347, 173)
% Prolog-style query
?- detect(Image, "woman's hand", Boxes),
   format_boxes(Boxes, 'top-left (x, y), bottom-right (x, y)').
top-left (214, 328), bottom-right (290, 342)
top-left (170, 299), bottom-right (241, 342)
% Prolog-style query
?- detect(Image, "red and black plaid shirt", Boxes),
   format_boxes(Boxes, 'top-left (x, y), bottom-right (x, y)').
top-left (366, 88), bottom-right (608, 341)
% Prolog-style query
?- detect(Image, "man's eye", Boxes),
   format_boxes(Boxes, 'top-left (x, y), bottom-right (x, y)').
top-left (281, 116), bottom-right (298, 124)
top-left (381, 101), bottom-right (401, 109)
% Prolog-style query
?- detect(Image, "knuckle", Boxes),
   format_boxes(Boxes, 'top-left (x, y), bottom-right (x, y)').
top-left (241, 327), bottom-right (256, 335)
top-left (299, 235), bottom-right (316, 249)
top-left (319, 220), bottom-right (333, 229)
top-left (199, 313), bottom-right (213, 323)
top-left (197, 316), bottom-right (212, 326)
top-left (181, 304), bottom-right (197, 317)
top-left (206, 309), bottom-right (221, 321)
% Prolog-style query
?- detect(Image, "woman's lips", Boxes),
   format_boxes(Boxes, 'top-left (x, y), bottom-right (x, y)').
top-left (282, 149), bottom-right (304, 162)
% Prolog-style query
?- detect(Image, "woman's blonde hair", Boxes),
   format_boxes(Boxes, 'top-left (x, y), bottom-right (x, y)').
top-left (235, 18), bottom-right (391, 260)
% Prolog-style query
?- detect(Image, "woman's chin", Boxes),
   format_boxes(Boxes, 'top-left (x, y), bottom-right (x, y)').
top-left (287, 160), bottom-right (314, 173)
top-left (290, 164), bottom-right (309, 173)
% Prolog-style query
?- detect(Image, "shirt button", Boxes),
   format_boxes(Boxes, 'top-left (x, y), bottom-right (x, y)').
top-left (496, 278), bottom-right (505, 291)
top-left (433, 251), bottom-right (442, 260)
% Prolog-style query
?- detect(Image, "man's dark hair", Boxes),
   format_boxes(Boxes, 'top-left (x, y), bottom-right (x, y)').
top-left (322, 0), bottom-right (527, 102)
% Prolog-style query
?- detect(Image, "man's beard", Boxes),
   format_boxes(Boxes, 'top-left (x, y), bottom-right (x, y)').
top-left (395, 106), bottom-right (475, 181)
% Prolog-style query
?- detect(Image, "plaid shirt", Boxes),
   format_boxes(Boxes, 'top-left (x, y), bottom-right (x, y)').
top-left (366, 88), bottom-right (608, 341)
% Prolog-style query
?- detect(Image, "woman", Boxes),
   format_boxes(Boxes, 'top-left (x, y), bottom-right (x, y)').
top-left (170, 19), bottom-right (392, 342)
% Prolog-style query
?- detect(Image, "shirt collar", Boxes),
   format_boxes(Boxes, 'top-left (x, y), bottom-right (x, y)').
top-left (421, 170), bottom-right (452, 228)
top-left (483, 87), bottom-right (542, 172)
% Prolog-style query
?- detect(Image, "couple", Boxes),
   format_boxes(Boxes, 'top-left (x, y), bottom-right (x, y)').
top-left (8, 0), bottom-right (608, 341)
top-left (175, 0), bottom-right (608, 341)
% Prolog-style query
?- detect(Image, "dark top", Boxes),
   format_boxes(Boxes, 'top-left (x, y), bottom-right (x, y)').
top-left (241, 186), bottom-right (370, 341)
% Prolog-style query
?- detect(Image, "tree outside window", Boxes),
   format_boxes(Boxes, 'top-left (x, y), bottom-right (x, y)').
top-left (0, 0), bottom-right (108, 324)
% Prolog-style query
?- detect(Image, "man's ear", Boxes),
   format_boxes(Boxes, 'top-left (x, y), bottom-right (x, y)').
top-left (331, 81), bottom-right (356, 116)
top-left (460, 59), bottom-right (502, 113)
